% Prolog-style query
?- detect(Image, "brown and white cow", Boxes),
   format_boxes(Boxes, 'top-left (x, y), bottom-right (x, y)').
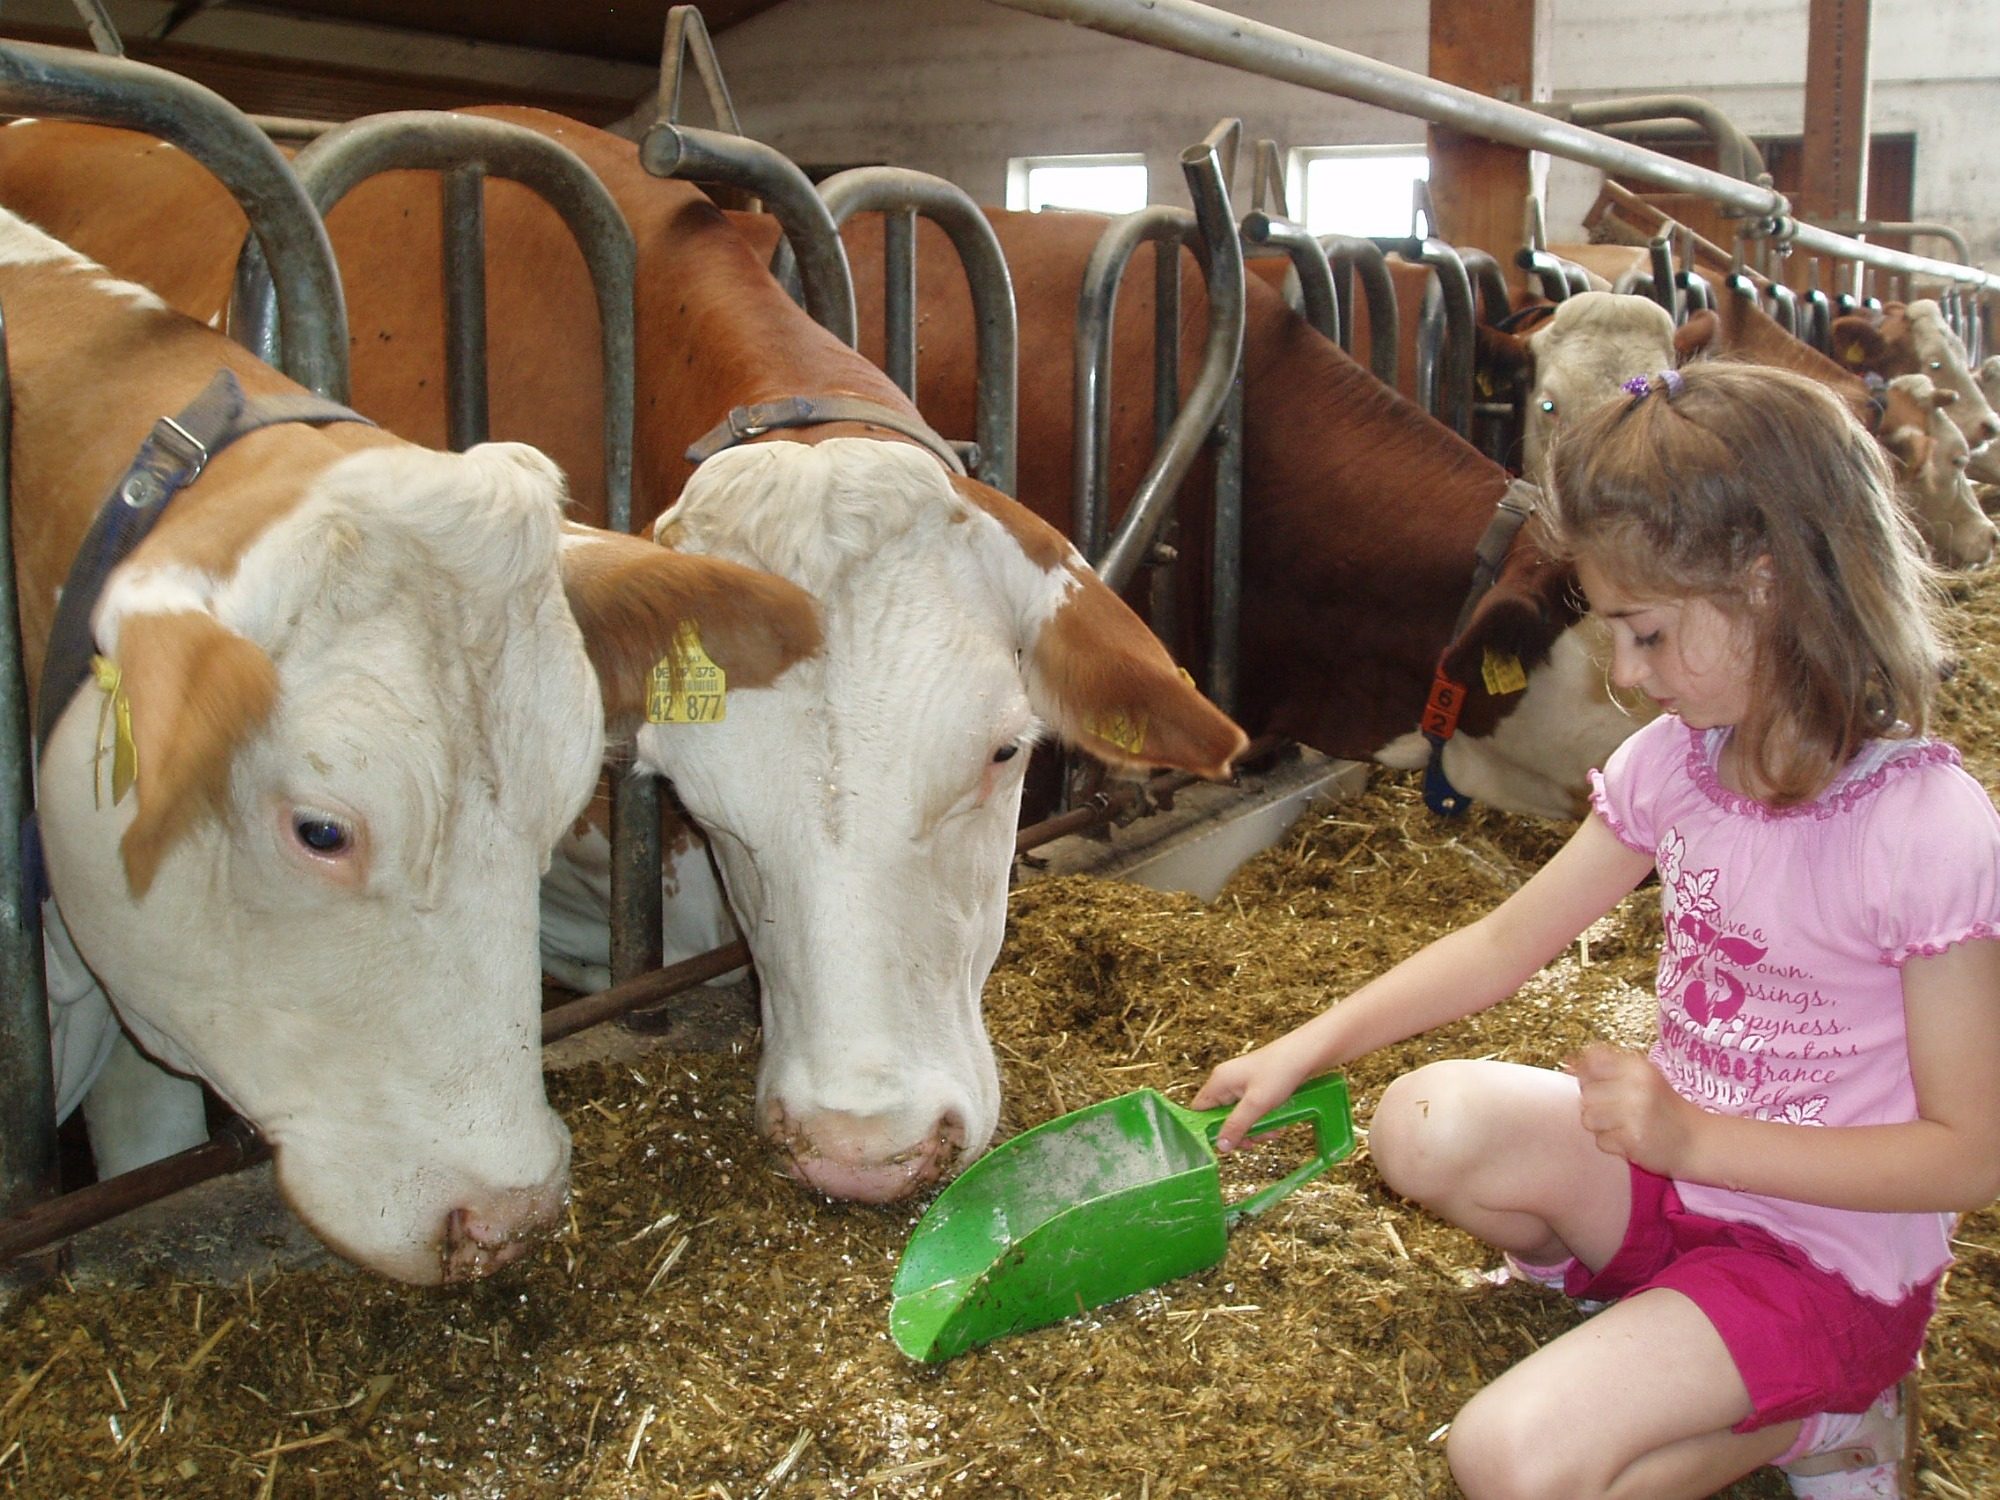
top-left (788, 206), bottom-right (1645, 822)
top-left (1832, 299), bottom-right (2000, 453)
top-left (0, 112), bottom-right (1245, 1202)
top-left (4, 203), bottom-right (815, 1281)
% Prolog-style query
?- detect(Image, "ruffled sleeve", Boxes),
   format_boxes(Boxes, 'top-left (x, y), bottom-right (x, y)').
top-left (1587, 714), bottom-right (1680, 856)
top-left (1863, 752), bottom-right (2000, 965)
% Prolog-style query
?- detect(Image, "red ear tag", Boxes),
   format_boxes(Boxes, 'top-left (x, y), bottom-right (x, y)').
top-left (1421, 667), bottom-right (1467, 741)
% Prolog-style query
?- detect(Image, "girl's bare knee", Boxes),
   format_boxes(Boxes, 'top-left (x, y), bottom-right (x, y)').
top-left (1369, 1060), bottom-right (1494, 1205)
top-left (1447, 1386), bottom-right (1593, 1500)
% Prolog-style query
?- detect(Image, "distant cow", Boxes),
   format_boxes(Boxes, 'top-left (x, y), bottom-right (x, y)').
top-left (6, 204), bottom-right (810, 1282)
top-left (784, 206), bottom-right (1645, 822)
top-left (1832, 299), bottom-right (2000, 452)
top-left (0, 113), bottom-right (1245, 1203)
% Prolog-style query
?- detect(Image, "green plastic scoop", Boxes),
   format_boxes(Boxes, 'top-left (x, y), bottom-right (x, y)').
top-left (890, 1073), bottom-right (1353, 1361)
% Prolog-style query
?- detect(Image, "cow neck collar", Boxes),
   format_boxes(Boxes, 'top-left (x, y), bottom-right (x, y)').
top-left (34, 367), bottom-right (374, 761)
top-left (1418, 476), bottom-right (1541, 817)
top-left (22, 368), bottom-right (371, 911)
top-left (684, 394), bottom-right (969, 477)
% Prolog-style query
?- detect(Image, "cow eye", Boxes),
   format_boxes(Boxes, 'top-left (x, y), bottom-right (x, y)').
top-left (1929, 360), bottom-right (1943, 371)
top-left (992, 743), bottom-right (1020, 764)
top-left (1539, 398), bottom-right (1557, 416)
top-left (293, 816), bottom-right (351, 855)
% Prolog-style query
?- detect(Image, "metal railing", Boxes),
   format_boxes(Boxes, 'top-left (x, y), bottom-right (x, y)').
top-left (984, 0), bottom-right (2000, 300)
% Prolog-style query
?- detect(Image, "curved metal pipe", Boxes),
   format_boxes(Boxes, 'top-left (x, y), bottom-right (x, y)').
top-left (0, 41), bottom-right (350, 398)
top-left (1242, 210), bottom-right (1341, 345)
top-left (985, 0), bottom-right (1999, 294)
top-left (643, 122), bottom-right (857, 345)
top-left (1081, 129), bottom-right (1247, 599)
top-left (1555, 94), bottom-right (1768, 184)
top-left (805, 166), bottom-right (1020, 495)
top-left (1319, 234), bottom-right (1399, 385)
top-left (1384, 237), bottom-right (1474, 435)
top-left (1457, 247), bottom-right (1513, 326)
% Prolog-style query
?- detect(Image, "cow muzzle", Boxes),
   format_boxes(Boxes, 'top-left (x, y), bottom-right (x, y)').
top-left (763, 1099), bottom-right (968, 1203)
top-left (438, 1171), bottom-right (571, 1283)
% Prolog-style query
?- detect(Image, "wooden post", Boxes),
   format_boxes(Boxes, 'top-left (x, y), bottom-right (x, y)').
top-left (1428, 0), bottom-right (1552, 301)
top-left (1798, 0), bottom-right (1872, 295)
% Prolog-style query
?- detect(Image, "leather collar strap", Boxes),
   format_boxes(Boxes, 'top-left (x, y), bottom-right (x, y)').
top-left (684, 394), bottom-right (969, 477)
top-left (1421, 477), bottom-right (1542, 817)
top-left (34, 368), bottom-right (373, 758)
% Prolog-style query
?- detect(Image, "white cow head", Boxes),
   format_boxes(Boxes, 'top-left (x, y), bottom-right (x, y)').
top-left (636, 438), bottom-right (1246, 1202)
top-left (1879, 373), bottom-right (1995, 567)
top-left (1512, 292), bottom-right (1677, 487)
top-left (37, 441), bottom-right (607, 1284)
top-left (1970, 357), bottom-right (2000, 488)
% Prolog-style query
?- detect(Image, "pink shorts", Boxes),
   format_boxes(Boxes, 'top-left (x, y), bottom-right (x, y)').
top-left (1555, 1164), bottom-right (1937, 1432)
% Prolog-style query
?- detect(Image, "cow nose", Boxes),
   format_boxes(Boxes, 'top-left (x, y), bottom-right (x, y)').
top-left (767, 1103), bottom-right (967, 1203)
top-left (438, 1172), bottom-right (570, 1282)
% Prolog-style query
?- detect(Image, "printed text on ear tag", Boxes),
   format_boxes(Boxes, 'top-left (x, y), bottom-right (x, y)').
top-left (1481, 648), bottom-right (1528, 696)
top-left (90, 654), bottom-right (139, 807)
top-left (646, 624), bottom-right (727, 724)
top-left (1089, 709), bottom-right (1147, 756)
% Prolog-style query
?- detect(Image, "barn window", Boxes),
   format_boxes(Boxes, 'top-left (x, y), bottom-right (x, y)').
top-left (1006, 154), bottom-right (1149, 215)
top-left (1289, 146), bottom-right (1430, 238)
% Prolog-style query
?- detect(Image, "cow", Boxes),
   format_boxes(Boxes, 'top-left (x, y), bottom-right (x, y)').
top-left (1975, 357), bottom-right (2000, 489)
top-left (1874, 374), bottom-right (1991, 564)
top-left (1831, 299), bottom-right (2000, 452)
top-left (0, 112), bottom-right (1246, 1203)
top-left (3, 202), bottom-right (818, 1281)
top-left (755, 206), bottom-right (1646, 823)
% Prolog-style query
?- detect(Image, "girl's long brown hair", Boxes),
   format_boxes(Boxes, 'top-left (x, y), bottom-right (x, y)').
top-left (1545, 362), bottom-right (1946, 806)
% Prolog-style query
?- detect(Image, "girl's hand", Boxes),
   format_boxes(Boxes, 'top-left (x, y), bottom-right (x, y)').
top-left (1193, 1034), bottom-right (1319, 1154)
top-left (1570, 1043), bottom-right (1699, 1175)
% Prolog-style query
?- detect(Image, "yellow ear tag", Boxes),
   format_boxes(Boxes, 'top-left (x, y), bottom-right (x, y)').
top-left (1481, 648), bottom-right (1528, 696)
top-left (646, 623), bottom-right (727, 724)
top-left (90, 654), bottom-right (138, 807)
top-left (1842, 343), bottom-right (1866, 365)
top-left (1089, 709), bottom-right (1148, 756)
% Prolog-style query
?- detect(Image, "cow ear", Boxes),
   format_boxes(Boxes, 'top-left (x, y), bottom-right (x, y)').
top-left (1830, 316), bottom-right (1886, 370)
top-left (114, 610), bottom-right (280, 898)
top-left (1933, 387), bottom-right (1959, 410)
top-left (957, 483), bottom-right (1246, 779)
top-left (1673, 309), bottom-right (1720, 362)
top-left (1476, 325), bottom-right (1533, 386)
top-left (559, 524), bottom-right (822, 728)
top-left (1878, 424), bottom-right (1932, 478)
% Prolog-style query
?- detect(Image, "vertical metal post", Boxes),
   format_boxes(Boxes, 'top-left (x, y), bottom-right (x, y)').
top-left (1207, 373), bottom-right (1243, 717)
top-left (442, 163), bottom-right (490, 451)
top-left (1148, 239), bottom-right (1182, 649)
top-left (0, 306), bottom-right (59, 1219)
top-left (883, 208), bottom-right (918, 398)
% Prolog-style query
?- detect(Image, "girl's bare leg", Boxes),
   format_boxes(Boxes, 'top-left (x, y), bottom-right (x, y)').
top-left (1369, 1060), bottom-right (1805, 1498)
top-left (1369, 1059), bottom-right (1635, 1269)
top-left (1447, 1288), bottom-right (1796, 1500)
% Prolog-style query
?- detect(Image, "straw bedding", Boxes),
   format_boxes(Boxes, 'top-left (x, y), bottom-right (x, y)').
top-left (5, 571), bottom-right (2000, 1498)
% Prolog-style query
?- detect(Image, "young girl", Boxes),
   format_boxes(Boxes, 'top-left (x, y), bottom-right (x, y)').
top-left (1194, 361), bottom-right (2000, 1500)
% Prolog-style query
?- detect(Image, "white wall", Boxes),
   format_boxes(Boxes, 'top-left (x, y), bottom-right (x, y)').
top-left (713, 0), bottom-right (2000, 278)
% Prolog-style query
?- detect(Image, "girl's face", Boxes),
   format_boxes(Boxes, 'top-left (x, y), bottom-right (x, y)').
top-left (1575, 556), bottom-right (1758, 730)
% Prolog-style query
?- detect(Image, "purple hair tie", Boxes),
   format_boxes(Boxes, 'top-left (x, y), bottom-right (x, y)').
top-left (1622, 369), bottom-right (1686, 399)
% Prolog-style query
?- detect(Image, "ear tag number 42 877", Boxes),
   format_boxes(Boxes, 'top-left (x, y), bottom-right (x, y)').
top-left (646, 624), bottom-right (727, 724)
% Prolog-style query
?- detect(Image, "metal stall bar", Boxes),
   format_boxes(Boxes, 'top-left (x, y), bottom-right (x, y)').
top-left (786, 166), bottom-right (1021, 495)
top-left (985, 0), bottom-right (2000, 299)
top-left (1241, 210), bottom-right (1341, 346)
top-left (0, 42), bottom-right (350, 398)
top-left (234, 113), bottom-right (653, 982)
top-left (1074, 127), bottom-right (1246, 713)
top-left (0, 305), bottom-right (56, 1222)
top-left (641, 124), bottom-right (857, 347)
top-left (1384, 236), bottom-right (1475, 436)
top-left (1547, 95), bottom-right (1769, 185)
top-left (0, 41), bottom-right (356, 1221)
top-left (1319, 234), bottom-right (1399, 386)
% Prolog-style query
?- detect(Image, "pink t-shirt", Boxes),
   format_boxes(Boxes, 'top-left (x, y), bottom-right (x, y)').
top-left (1589, 714), bottom-right (2000, 1302)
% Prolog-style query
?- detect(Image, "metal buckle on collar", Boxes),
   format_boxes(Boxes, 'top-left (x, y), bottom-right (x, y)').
top-left (726, 396), bottom-right (813, 443)
top-left (119, 414), bottom-right (210, 509)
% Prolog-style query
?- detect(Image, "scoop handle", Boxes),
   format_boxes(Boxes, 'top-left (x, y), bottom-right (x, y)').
top-left (1186, 1073), bottom-right (1355, 1227)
